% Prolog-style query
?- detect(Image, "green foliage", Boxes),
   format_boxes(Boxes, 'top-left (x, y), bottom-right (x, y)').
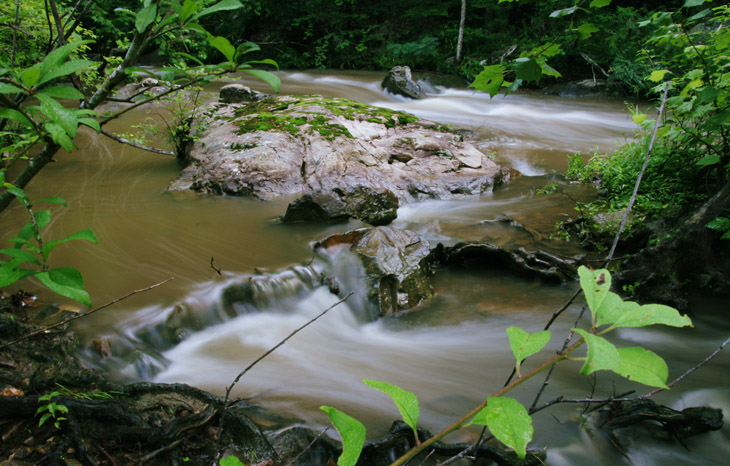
top-left (36, 392), bottom-right (69, 430)
top-left (219, 456), bottom-right (245, 466)
top-left (467, 397), bottom-right (533, 459)
top-left (363, 379), bottom-right (419, 440)
top-left (323, 266), bottom-right (693, 465)
top-left (381, 36), bottom-right (441, 69)
top-left (319, 406), bottom-right (366, 466)
top-left (0, 184), bottom-right (97, 306)
top-left (506, 327), bottom-right (551, 376)
top-left (707, 217), bottom-right (730, 239)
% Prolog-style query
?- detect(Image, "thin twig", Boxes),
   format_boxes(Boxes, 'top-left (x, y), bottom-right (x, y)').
top-left (604, 82), bottom-right (670, 264)
top-left (0, 277), bottom-right (174, 349)
top-left (210, 257), bottom-right (222, 276)
top-left (99, 129), bottom-right (175, 156)
top-left (282, 427), bottom-right (329, 466)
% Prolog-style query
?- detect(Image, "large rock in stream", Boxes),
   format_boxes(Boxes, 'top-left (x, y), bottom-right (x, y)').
top-left (170, 94), bottom-right (510, 224)
top-left (315, 226), bottom-right (434, 317)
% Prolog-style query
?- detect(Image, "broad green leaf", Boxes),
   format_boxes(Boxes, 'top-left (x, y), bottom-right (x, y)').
top-left (36, 267), bottom-right (91, 307)
top-left (20, 66), bottom-right (41, 88)
top-left (242, 69), bottom-right (281, 93)
top-left (550, 7), bottom-right (578, 18)
top-left (0, 261), bottom-right (35, 287)
top-left (0, 83), bottom-right (24, 94)
top-left (506, 327), bottom-right (551, 376)
top-left (683, 0), bottom-right (705, 7)
top-left (648, 70), bottom-right (670, 82)
top-left (0, 248), bottom-right (41, 265)
top-left (208, 36), bottom-right (236, 62)
top-left (219, 456), bottom-right (245, 466)
top-left (611, 303), bottom-right (692, 329)
top-left (193, 0), bottom-right (243, 21)
top-left (37, 86), bottom-right (85, 100)
top-left (41, 228), bottom-right (98, 262)
top-left (39, 42), bottom-right (90, 79)
top-left (504, 79), bottom-right (523, 97)
top-left (236, 42), bottom-right (261, 57)
top-left (173, 52), bottom-right (205, 66)
top-left (595, 292), bottom-right (635, 327)
top-left (3, 183), bottom-right (30, 204)
top-left (16, 210), bottom-right (51, 245)
top-left (707, 217), bottom-right (730, 231)
top-left (246, 59), bottom-right (280, 69)
top-left (514, 58), bottom-right (542, 82)
top-left (136, 4), bottom-right (158, 33)
top-left (320, 406), bottom-right (365, 466)
top-left (577, 23), bottom-right (600, 40)
top-left (78, 118), bottom-right (101, 132)
top-left (633, 113), bottom-right (647, 124)
top-left (38, 95), bottom-right (78, 138)
top-left (614, 347), bottom-right (669, 389)
top-left (45, 122), bottom-right (75, 152)
top-left (0, 108), bottom-right (34, 129)
top-left (578, 266), bottom-right (611, 323)
top-left (363, 379), bottom-right (419, 434)
top-left (540, 43), bottom-right (563, 58)
top-left (470, 65), bottom-right (504, 98)
top-left (180, 0), bottom-right (199, 23)
top-left (589, 0), bottom-right (612, 7)
top-left (37, 60), bottom-right (96, 87)
top-left (697, 87), bottom-right (723, 104)
top-left (574, 328), bottom-right (620, 375)
top-left (696, 155), bottom-right (721, 166)
top-left (469, 397), bottom-right (533, 459)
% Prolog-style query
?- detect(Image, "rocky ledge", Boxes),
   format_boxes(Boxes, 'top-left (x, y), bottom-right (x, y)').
top-left (170, 93), bottom-right (510, 225)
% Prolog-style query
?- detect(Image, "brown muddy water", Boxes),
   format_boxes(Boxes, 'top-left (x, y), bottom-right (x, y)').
top-left (1, 71), bottom-right (728, 465)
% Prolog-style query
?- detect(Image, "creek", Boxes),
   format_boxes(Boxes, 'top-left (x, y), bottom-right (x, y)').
top-left (1, 71), bottom-right (729, 465)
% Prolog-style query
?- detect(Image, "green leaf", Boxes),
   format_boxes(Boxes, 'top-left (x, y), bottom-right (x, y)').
top-left (241, 69), bottom-right (281, 93)
top-left (38, 95), bottom-right (78, 138)
top-left (0, 261), bottom-right (36, 287)
top-left (39, 42), bottom-right (90, 80)
top-left (219, 456), bottom-right (245, 466)
top-left (20, 67), bottom-right (41, 88)
top-left (469, 397), bottom-right (533, 459)
top-left (589, 0), bottom-right (612, 7)
top-left (648, 69), bottom-right (671, 82)
top-left (320, 406), bottom-right (365, 466)
top-left (697, 87), bottom-right (723, 104)
top-left (514, 58), bottom-right (542, 82)
top-left (614, 347), bottom-right (669, 389)
top-left (0, 108), bottom-right (34, 129)
top-left (0, 83), bottom-right (24, 94)
top-left (577, 23), bottom-right (600, 40)
top-left (470, 65), bottom-right (504, 98)
top-left (3, 183), bottom-right (30, 204)
top-left (35, 267), bottom-right (91, 307)
top-left (595, 292), bottom-right (635, 327)
top-left (363, 379), bottom-right (419, 434)
top-left (173, 52), bottom-right (205, 66)
top-left (16, 210), bottom-right (51, 245)
top-left (578, 266), bottom-right (611, 324)
top-left (136, 4), bottom-right (158, 33)
top-left (208, 36), bottom-right (236, 63)
top-left (180, 0), bottom-right (199, 23)
top-left (574, 328), bottom-right (620, 375)
top-left (611, 303), bottom-right (692, 329)
top-left (696, 155), bottom-right (721, 166)
top-left (78, 118), bottom-right (101, 132)
top-left (550, 6), bottom-right (578, 18)
top-left (506, 327), bottom-right (551, 376)
top-left (0, 248), bottom-right (41, 265)
top-left (633, 113), bottom-right (647, 124)
top-left (45, 123), bottom-right (75, 152)
top-left (683, 0), bottom-right (705, 7)
top-left (41, 228), bottom-right (98, 262)
top-left (193, 0), bottom-right (243, 21)
top-left (707, 217), bottom-right (730, 231)
top-left (37, 86), bottom-right (85, 100)
top-left (37, 60), bottom-right (96, 87)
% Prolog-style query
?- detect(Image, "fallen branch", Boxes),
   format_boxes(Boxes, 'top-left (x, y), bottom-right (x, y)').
top-left (99, 129), bottom-right (175, 156)
top-left (0, 277), bottom-right (174, 349)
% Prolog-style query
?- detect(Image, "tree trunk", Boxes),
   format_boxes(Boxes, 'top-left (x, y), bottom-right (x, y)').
top-left (455, 0), bottom-right (466, 65)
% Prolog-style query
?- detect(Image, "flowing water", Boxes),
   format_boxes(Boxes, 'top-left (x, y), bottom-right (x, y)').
top-left (1, 71), bottom-right (728, 465)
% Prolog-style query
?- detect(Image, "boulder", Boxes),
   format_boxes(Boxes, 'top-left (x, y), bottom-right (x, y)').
top-left (381, 66), bottom-right (423, 99)
top-left (282, 186), bottom-right (399, 226)
top-left (170, 95), bottom-right (510, 208)
top-left (219, 83), bottom-right (267, 104)
top-left (315, 227), bottom-right (433, 316)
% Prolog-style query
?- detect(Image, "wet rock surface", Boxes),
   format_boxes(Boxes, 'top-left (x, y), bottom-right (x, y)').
top-left (282, 186), bottom-right (399, 226)
top-left (170, 94), bottom-right (509, 215)
top-left (315, 226), bottom-right (434, 316)
top-left (381, 65), bottom-right (424, 99)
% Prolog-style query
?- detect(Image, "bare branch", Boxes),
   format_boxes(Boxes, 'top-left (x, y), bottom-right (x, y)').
top-left (99, 129), bottom-right (175, 156)
top-left (0, 277), bottom-right (174, 350)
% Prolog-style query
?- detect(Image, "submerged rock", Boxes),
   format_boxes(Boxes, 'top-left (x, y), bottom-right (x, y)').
top-left (381, 65), bottom-right (423, 99)
top-left (219, 83), bottom-right (268, 103)
top-left (315, 226), bottom-right (434, 316)
top-left (282, 186), bottom-right (399, 226)
top-left (170, 95), bottom-right (509, 216)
